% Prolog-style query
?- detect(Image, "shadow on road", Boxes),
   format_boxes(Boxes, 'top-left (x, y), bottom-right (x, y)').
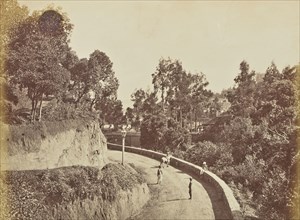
top-left (165, 198), bottom-right (189, 202)
top-left (147, 183), bottom-right (158, 186)
top-left (175, 170), bottom-right (184, 174)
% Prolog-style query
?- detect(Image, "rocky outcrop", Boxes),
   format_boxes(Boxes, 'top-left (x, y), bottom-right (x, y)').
top-left (1, 120), bottom-right (108, 170)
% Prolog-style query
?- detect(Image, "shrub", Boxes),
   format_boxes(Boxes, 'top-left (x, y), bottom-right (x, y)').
top-left (185, 141), bottom-right (231, 168)
top-left (140, 114), bottom-right (191, 152)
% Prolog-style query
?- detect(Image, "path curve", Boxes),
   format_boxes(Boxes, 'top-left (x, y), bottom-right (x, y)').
top-left (108, 150), bottom-right (217, 220)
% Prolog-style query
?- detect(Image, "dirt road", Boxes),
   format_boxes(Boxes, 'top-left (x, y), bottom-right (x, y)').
top-left (108, 150), bottom-right (230, 220)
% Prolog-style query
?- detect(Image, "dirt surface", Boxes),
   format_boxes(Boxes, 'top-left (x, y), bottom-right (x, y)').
top-left (108, 150), bottom-right (226, 220)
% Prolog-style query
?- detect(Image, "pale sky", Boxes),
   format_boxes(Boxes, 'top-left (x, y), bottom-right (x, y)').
top-left (20, 1), bottom-right (300, 109)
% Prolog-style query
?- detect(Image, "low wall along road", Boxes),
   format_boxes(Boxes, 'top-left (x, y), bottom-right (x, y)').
top-left (107, 143), bottom-right (243, 220)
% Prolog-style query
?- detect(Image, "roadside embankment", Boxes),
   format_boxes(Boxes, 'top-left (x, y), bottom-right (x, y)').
top-left (107, 143), bottom-right (243, 220)
top-left (0, 163), bottom-right (150, 220)
top-left (0, 119), bottom-right (107, 171)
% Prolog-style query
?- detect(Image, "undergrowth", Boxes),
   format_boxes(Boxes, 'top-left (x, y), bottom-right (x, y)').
top-left (0, 163), bottom-right (146, 219)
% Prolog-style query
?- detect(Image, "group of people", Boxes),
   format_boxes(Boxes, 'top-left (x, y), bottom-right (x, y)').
top-left (156, 152), bottom-right (208, 200)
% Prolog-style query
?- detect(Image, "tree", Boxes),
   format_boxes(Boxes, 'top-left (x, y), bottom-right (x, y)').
top-left (226, 61), bottom-right (256, 117)
top-left (131, 89), bottom-right (147, 114)
top-left (140, 112), bottom-right (191, 152)
top-left (88, 50), bottom-right (119, 111)
top-left (125, 107), bottom-right (135, 127)
top-left (188, 72), bottom-right (212, 130)
top-left (0, 1), bottom-right (29, 123)
top-left (126, 88), bottom-right (160, 131)
top-left (140, 113), bottom-right (167, 151)
top-left (0, 0), bottom-right (29, 77)
top-left (128, 88), bottom-right (150, 130)
top-left (152, 58), bottom-right (212, 130)
top-left (141, 92), bottom-right (159, 116)
top-left (68, 58), bottom-right (89, 105)
top-left (6, 9), bottom-right (72, 122)
top-left (68, 50), bottom-right (119, 112)
top-left (97, 98), bottom-right (124, 128)
top-left (152, 58), bottom-right (182, 112)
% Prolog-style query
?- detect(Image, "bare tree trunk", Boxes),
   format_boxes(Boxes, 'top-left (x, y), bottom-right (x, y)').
top-left (75, 89), bottom-right (87, 108)
top-left (194, 109), bottom-right (197, 131)
top-left (90, 98), bottom-right (96, 111)
top-left (31, 99), bottom-right (37, 122)
top-left (180, 107), bottom-right (183, 128)
top-left (33, 99), bottom-right (38, 121)
top-left (38, 94), bottom-right (43, 122)
top-left (161, 87), bottom-right (165, 112)
top-left (189, 110), bottom-right (193, 131)
top-left (30, 99), bottom-right (35, 122)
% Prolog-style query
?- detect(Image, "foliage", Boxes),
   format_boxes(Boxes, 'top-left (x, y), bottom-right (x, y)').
top-left (185, 141), bottom-right (233, 169)
top-left (68, 50), bottom-right (119, 110)
top-left (150, 58), bottom-right (212, 129)
top-left (140, 113), bottom-right (191, 152)
top-left (226, 61), bottom-right (256, 117)
top-left (6, 8), bottom-right (72, 122)
top-left (42, 100), bottom-right (99, 121)
top-left (97, 98), bottom-right (125, 128)
top-left (0, 0), bottom-right (29, 76)
top-left (0, 163), bottom-right (146, 219)
top-left (164, 118), bottom-right (191, 151)
top-left (126, 89), bottom-right (159, 131)
top-left (183, 61), bottom-right (299, 219)
top-left (2, 3), bottom-right (124, 125)
top-left (0, 0), bottom-right (29, 124)
top-left (131, 57), bottom-right (211, 153)
top-left (140, 113), bottom-right (167, 151)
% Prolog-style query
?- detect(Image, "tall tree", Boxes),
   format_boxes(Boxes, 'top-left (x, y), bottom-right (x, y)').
top-left (68, 58), bottom-right (89, 105)
top-left (226, 61), bottom-right (256, 117)
top-left (0, 1), bottom-right (29, 123)
top-left (88, 50), bottom-right (119, 111)
top-left (129, 88), bottom-right (147, 130)
top-left (6, 9), bottom-right (72, 122)
top-left (69, 50), bottom-right (119, 111)
top-left (0, 0), bottom-right (29, 77)
top-left (97, 98), bottom-right (124, 128)
top-left (152, 58), bottom-right (180, 112)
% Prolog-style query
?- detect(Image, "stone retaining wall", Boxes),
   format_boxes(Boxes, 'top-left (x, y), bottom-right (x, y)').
top-left (107, 143), bottom-right (243, 220)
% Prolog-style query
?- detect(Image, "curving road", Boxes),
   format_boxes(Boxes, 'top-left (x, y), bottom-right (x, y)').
top-left (108, 150), bottom-right (231, 220)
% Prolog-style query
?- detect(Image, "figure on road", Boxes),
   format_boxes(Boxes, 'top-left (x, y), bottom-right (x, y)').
top-left (160, 152), bottom-right (172, 168)
top-left (166, 152), bottom-right (172, 167)
top-left (160, 157), bottom-right (168, 168)
top-left (202, 161), bottom-right (208, 170)
top-left (189, 178), bottom-right (192, 199)
top-left (157, 166), bottom-right (163, 184)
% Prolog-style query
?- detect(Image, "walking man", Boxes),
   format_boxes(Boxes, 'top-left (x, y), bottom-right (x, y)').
top-left (189, 178), bottom-right (192, 199)
top-left (157, 166), bottom-right (163, 184)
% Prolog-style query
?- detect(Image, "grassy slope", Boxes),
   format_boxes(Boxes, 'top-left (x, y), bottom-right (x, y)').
top-left (0, 163), bottom-right (146, 219)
